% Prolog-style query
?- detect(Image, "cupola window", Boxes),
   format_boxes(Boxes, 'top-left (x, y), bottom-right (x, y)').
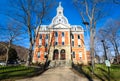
top-left (59, 12), bottom-right (61, 14)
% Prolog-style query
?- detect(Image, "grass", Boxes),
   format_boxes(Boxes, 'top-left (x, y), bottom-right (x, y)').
top-left (72, 64), bottom-right (120, 81)
top-left (0, 65), bottom-right (44, 80)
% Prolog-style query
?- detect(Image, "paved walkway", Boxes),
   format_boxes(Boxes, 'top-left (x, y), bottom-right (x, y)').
top-left (17, 67), bottom-right (99, 81)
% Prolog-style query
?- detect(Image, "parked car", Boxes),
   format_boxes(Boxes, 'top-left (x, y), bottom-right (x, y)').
top-left (7, 60), bottom-right (19, 66)
top-left (0, 62), bottom-right (6, 66)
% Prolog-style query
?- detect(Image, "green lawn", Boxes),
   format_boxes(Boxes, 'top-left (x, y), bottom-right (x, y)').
top-left (0, 65), bottom-right (44, 81)
top-left (72, 64), bottom-right (120, 81)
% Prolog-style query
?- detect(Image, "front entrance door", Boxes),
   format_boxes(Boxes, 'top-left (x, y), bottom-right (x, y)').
top-left (53, 49), bottom-right (59, 60)
top-left (60, 49), bottom-right (66, 60)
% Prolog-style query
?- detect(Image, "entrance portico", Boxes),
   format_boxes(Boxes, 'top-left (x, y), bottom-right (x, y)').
top-left (53, 49), bottom-right (66, 60)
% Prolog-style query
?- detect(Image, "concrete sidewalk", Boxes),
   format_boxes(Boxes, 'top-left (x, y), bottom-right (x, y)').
top-left (16, 67), bottom-right (100, 81)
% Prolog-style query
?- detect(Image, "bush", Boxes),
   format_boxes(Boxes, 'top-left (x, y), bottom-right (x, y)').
top-left (8, 47), bottom-right (18, 61)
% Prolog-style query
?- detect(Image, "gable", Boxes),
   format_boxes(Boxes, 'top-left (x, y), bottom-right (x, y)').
top-left (52, 23), bottom-right (70, 29)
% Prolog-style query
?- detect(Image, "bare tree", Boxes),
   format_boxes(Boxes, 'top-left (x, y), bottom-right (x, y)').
top-left (113, 0), bottom-right (120, 4)
top-left (3, 0), bottom-right (55, 66)
top-left (98, 19), bottom-right (120, 64)
top-left (73, 0), bottom-right (109, 73)
top-left (0, 21), bottom-right (24, 64)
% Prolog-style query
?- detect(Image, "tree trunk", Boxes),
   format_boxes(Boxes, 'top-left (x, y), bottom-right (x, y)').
top-left (114, 39), bottom-right (119, 64)
top-left (6, 40), bottom-right (12, 65)
top-left (90, 27), bottom-right (95, 74)
top-left (26, 43), bottom-right (33, 66)
top-left (6, 47), bottom-right (9, 64)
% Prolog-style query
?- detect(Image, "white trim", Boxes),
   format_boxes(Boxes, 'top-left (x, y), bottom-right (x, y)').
top-left (62, 37), bottom-right (65, 42)
top-left (71, 32), bottom-right (84, 34)
top-left (78, 39), bottom-right (81, 45)
top-left (39, 32), bottom-right (50, 34)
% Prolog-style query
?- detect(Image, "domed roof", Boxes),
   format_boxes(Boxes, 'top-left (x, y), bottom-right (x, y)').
top-left (51, 2), bottom-right (69, 25)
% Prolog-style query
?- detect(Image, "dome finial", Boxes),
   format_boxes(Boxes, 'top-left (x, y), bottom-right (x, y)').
top-left (59, 2), bottom-right (61, 7)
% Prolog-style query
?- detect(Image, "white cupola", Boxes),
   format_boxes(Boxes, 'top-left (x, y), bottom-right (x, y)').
top-left (51, 2), bottom-right (69, 26)
top-left (57, 2), bottom-right (63, 16)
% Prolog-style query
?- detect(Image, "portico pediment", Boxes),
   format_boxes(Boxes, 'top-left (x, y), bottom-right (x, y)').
top-left (51, 23), bottom-right (70, 29)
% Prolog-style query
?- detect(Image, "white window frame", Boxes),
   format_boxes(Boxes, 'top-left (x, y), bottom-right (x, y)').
top-left (62, 37), bottom-right (65, 42)
top-left (79, 52), bottom-right (82, 58)
top-left (39, 39), bottom-right (42, 45)
top-left (38, 52), bottom-right (40, 58)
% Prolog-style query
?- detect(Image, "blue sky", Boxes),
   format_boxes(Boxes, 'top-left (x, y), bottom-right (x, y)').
top-left (0, 0), bottom-right (120, 50)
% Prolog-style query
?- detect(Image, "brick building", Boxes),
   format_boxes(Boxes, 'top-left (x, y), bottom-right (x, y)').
top-left (33, 2), bottom-right (88, 66)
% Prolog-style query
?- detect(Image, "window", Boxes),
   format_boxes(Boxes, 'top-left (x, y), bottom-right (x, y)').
top-left (39, 39), bottom-right (42, 46)
top-left (78, 35), bottom-right (80, 39)
top-left (44, 52), bottom-right (48, 58)
top-left (79, 52), bottom-right (82, 58)
top-left (45, 43), bottom-right (48, 47)
top-left (46, 34), bottom-right (48, 39)
top-left (71, 34), bottom-right (74, 39)
top-left (59, 11), bottom-right (61, 14)
top-left (62, 32), bottom-right (64, 37)
top-left (59, 19), bottom-right (61, 21)
top-left (55, 42), bottom-right (58, 45)
top-left (78, 39), bottom-right (81, 47)
top-left (72, 52), bottom-right (75, 58)
top-left (62, 37), bottom-right (65, 42)
top-left (72, 41), bottom-right (74, 46)
top-left (62, 42), bottom-right (64, 45)
top-left (55, 32), bottom-right (58, 37)
top-left (37, 52), bottom-right (40, 58)
top-left (78, 45), bottom-right (81, 47)
top-left (40, 34), bottom-right (42, 39)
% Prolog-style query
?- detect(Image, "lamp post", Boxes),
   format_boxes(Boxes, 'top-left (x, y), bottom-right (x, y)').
top-left (101, 40), bottom-right (110, 81)
top-left (101, 40), bottom-right (107, 60)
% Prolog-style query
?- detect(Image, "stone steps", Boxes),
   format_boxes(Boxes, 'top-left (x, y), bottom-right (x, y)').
top-left (49, 60), bottom-right (72, 68)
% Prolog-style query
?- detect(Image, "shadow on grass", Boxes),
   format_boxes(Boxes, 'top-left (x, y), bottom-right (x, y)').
top-left (0, 66), bottom-right (48, 80)
top-left (72, 63), bottom-right (93, 81)
top-left (72, 64), bottom-right (116, 81)
top-left (97, 67), bottom-right (114, 81)
top-left (87, 67), bottom-right (105, 81)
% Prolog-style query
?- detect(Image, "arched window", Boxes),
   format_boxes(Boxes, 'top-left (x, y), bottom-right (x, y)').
top-left (60, 49), bottom-right (65, 60)
top-left (53, 49), bottom-right (59, 60)
top-left (78, 35), bottom-right (80, 39)
top-left (60, 49), bottom-right (65, 54)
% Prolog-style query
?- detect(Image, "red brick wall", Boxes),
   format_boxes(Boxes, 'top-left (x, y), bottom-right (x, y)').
top-left (72, 34), bottom-right (85, 61)
top-left (33, 31), bottom-right (87, 64)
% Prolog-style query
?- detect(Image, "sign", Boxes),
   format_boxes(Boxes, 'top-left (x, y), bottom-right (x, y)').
top-left (105, 60), bottom-right (111, 67)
